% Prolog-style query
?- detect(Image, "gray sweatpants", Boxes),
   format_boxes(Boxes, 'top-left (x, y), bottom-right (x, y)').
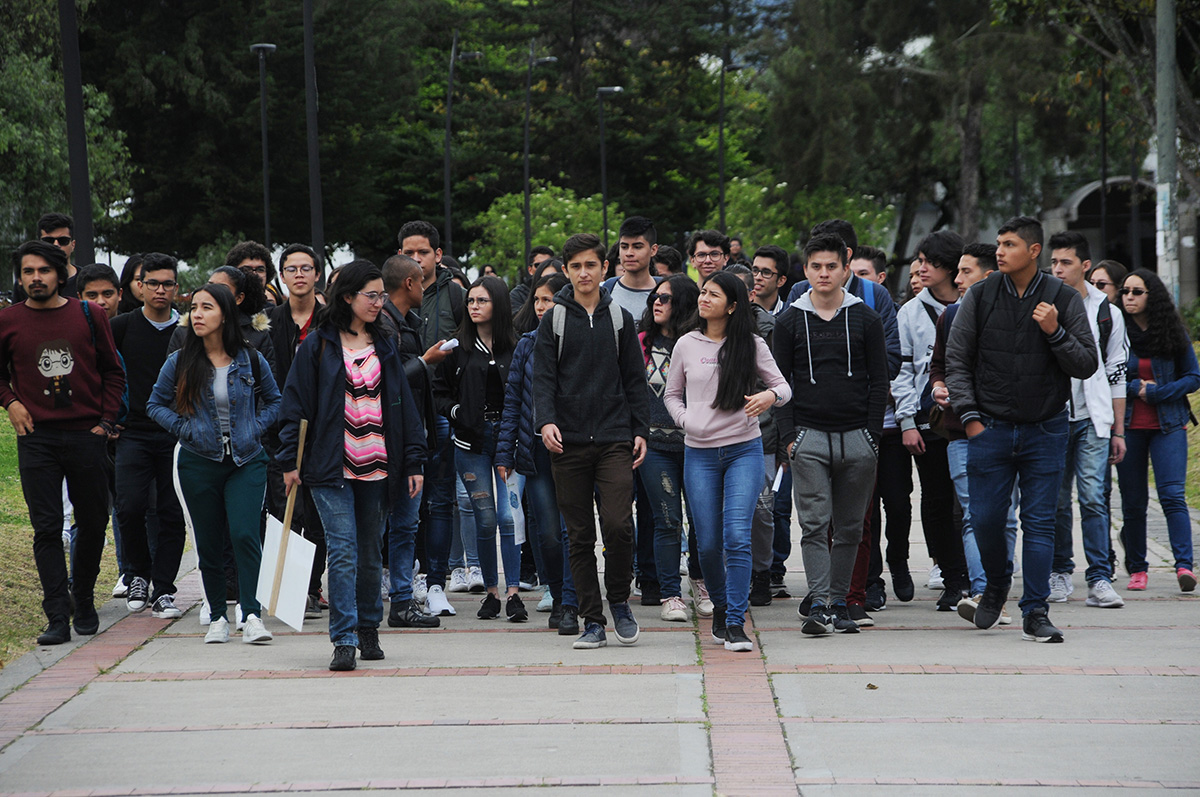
top-left (792, 428), bottom-right (878, 606)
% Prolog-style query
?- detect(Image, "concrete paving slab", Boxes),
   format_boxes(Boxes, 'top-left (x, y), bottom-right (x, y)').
top-left (0, 724), bottom-right (712, 791)
top-left (784, 720), bottom-right (1198, 782)
top-left (238, 788), bottom-right (714, 797)
top-left (772, 673), bottom-right (1194, 721)
top-left (113, 628), bottom-right (700, 672)
top-left (800, 788), bottom-right (1173, 797)
top-left (41, 673), bottom-right (703, 728)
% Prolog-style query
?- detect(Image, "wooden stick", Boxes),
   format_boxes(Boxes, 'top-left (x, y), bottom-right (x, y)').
top-left (269, 419), bottom-right (307, 616)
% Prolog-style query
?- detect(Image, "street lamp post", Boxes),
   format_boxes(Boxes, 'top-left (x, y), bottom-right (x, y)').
top-left (596, 86), bottom-right (623, 252)
top-left (717, 56), bottom-right (743, 234)
top-left (251, 43), bottom-right (276, 249)
top-left (444, 30), bottom-right (482, 259)
top-left (523, 41), bottom-right (558, 271)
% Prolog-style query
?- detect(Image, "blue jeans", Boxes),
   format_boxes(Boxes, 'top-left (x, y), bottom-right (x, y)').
top-left (387, 486), bottom-right (422, 601)
top-left (1116, 428), bottom-right (1194, 572)
top-left (456, 422), bottom-right (518, 590)
top-left (525, 443), bottom-right (571, 605)
top-left (422, 415), bottom-right (455, 588)
top-left (683, 439), bottom-right (763, 628)
top-left (311, 479), bottom-right (388, 647)
top-left (1053, 420), bottom-right (1114, 583)
top-left (450, 475), bottom-right (480, 569)
top-left (639, 448), bottom-right (686, 598)
top-left (950, 440), bottom-right (1019, 595)
top-left (967, 411), bottom-right (1068, 616)
top-left (771, 466), bottom-right (793, 577)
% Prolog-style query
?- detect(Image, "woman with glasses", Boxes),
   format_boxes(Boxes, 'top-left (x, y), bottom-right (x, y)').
top-left (433, 276), bottom-right (522, 621)
top-left (1087, 260), bottom-right (1127, 306)
top-left (1114, 269), bottom-right (1200, 593)
top-left (636, 274), bottom-right (701, 623)
top-left (277, 261), bottom-right (426, 671)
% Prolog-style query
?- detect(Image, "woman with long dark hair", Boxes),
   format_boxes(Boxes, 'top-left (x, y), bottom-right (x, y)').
top-left (434, 276), bottom-right (523, 620)
top-left (497, 273), bottom-right (576, 631)
top-left (118, 254), bottom-right (146, 315)
top-left (1115, 269), bottom-right (1199, 592)
top-left (664, 271), bottom-right (791, 652)
top-left (277, 260), bottom-right (426, 671)
top-left (147, 283), bottom-right (282, 644)
top-left (636, 274), bottom-right (701, 623)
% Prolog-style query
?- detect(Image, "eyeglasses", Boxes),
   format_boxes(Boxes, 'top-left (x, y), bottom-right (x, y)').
top-left (1089, 279), bottom-right (1112, 289)
top-left (648, 292), bottom-right (672, 305)
top-left (240, 265), bottom-right (268, 275)
top-left (692, 251), bottom-right (726, 262)
top-left (1119, 287), bottom-right (1146, 297)
top-left (750, 267), bottom-right (778, 278)
top-left (40, 236), bottom-right (73, 246)
top-left (282, 265), bottom-right (315, 275)
top-left (141, 278), bottom-right (177, 291)
top-left (356, 291), bottom-right (386, 305)
top-left (465, 297), bottom-right (492, 306)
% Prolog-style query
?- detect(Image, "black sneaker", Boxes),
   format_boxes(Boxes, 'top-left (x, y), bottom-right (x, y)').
top-left (357, 627), bottom-right (385, 660)
top-left (329, 644), bottom-right (357, 671)
top-left (73, 599), bottom-right (99, 636)
top-left (549, 600), bottom-right (563, 629)
top-left (865, 582), bottom-right (887, 612)
top-left (749, 570), bottom-right (773, 606)
top-left (506, 594), bottom-right (529, 623)
top-left (477, 593), bottom-right (502, 619)
top-left (557, 605), bottom-right (579, 636)
top-left (770, 571), bottom-right (786, 589)
top-left (639, 583), bottom-right (662, 606)
top-left (710, 604), bottom-right (727, 644)
top-left (801, 604), bottom-right (834, 636)
top-left (724, 624), bottom-right (753, 652)
top-left (797, 591), bottom-right (814, 619)
top-left (1022, 608), bottom-right (1064, 643)
top-left (304, 594), bottom-right (322, 620)
top-left (892, 570), bottom-right (915, 602)
top-left (771, 572), bottom-right (791, 599)
top-left (974, 581), bottom-right (1010, 630)
top-left (936, 585), bottom-right (964, 612)
top-left (611, 601), bottom-right (639, 644)
top-left (388, 599), bottom-right (441, 628)
top-left (125, 576), bottom-right (149, 613)
top-left (37, 618), bottom-right (70, 646)
top-left (831, 603), bottom-right (860, 634)
top-left (847, 603), bottom-right (873, 627)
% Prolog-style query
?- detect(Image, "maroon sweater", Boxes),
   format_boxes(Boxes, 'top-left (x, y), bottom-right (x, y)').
top-left (0, 299), bottom-right (126, 430)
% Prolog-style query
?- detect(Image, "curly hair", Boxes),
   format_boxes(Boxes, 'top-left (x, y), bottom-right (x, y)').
top-left (1120, 269), bottom-right (1190, 359)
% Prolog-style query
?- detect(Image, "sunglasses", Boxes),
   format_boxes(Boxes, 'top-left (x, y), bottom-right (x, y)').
top-left (648, 292), bottom-right (672, 305)
top-left (1119, 287), bottom-right (1147, 297)
top-left (1089, 279), bottom-right (1112, 289)
top-left (40, 236), bottom-right (73, 246)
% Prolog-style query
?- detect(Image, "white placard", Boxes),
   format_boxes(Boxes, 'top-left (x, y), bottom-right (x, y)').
top-left (257, 515), bottom-right (317, 632)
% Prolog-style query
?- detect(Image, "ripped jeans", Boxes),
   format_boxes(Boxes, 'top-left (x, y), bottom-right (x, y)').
top-left (455, 421), bottom-right (518, 590)
top-left (639, 447), bottom-right (687, 598)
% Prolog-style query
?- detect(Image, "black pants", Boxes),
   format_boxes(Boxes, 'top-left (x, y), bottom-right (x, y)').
top-left (266, 453), bottom-right (326, 596)
top-left (875, 431), bottom-right (914, 574)
top-left (116, 428), bottom-right (186, 600)
top-left (551, 442), bottom-right (635, 627)
top-left (911, 435), bottom-right (968, 587)
top-left (18, 427), bottom-right (110, 622)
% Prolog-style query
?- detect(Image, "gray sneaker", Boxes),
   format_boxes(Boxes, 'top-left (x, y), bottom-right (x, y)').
top-left (573, 622), bottom-right (607, 649)
top-left (1085, 579), bottom-right (1125, 608)
top-left (1048, 572), bottom-right (1073, 603)
top-left (610, 601), bottom-right (640, 645)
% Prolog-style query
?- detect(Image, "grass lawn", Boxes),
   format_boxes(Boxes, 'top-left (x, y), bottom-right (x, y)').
top-left (0, 422), bottom-right (118, 668)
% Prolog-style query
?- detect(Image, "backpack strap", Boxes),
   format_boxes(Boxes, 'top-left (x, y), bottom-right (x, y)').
top-left (974, 273), bottom-right (1005, 342)
top-left (921, 298), bottom-right (941, 328)
top-left (861, 278), bottom-right (876, 312)
top-left (1096, 298), bottom-right (1112, 356)
top-left (448, 282), bottom-right (464, 325)
top-left (80, 299), bottom-right (96, 346)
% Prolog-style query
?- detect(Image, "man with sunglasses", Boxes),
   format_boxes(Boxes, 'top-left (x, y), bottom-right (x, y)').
top-left (109, 253), bottom-right (187, 620)
top-left (12, 213), bottom-right (79, 302)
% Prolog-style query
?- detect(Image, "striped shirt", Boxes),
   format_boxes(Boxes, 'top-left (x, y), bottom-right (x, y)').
top-left (342, 344), bottom-right (387, 480)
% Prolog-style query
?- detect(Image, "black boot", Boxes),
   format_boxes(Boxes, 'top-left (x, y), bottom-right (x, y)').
top-left (37, 617), bottom-right (70, 646)
top-left (557, 605), bottom-right (579, 636)
top-left (73, 597), bottom-right (99, 636)
top-left (357, 627), bottom-right (385, 660)
top-left (749, 570), bottom-right (773, 606)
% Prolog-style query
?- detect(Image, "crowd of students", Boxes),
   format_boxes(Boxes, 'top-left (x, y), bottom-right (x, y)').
top-left (3, 210), bottom-right (1197, 670)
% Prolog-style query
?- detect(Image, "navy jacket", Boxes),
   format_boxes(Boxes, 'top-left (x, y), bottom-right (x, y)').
top-left (276, 325), bottom-right (426, 504)
top-left (496, 332), bottom-right (538, 474)
top-left (1125, 330), bottom-right (1200, 433)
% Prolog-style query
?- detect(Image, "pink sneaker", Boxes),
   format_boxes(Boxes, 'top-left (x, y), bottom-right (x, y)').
top-left (1127, 572), bottom-right (1148, 591)
top-left (1177, 569), bottom-right (1197, 592)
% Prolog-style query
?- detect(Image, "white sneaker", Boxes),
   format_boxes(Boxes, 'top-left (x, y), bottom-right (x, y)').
top-left (204, 616), bottom-right (229, 644)
top-left (1048, 572), bottom-right (1073, 603)
top-left (1086, 579), bottom-right (1125, 608)
top-left (412, 573), bottom-right (428, 604)
top-left (467, 566), bottom-right (485, 593)
top-left (679, 554), bottom-right (689, 577)
top-left (660, 595), bottom-right (688, 622)
top-left (689, 578), bottom-right (714, 617)
top-left (926, 565), bottom-right (944, 590)
top-left (199, 600), bottom-right (211, 626)
top-left (242, 614), bottom-right (272, 644)
top-left (448, 567), bottom-right (470, 593)
top-left (151, 594), bottom-right (183, 619)
top-left (536, 586), bottom-right (553, 612)
top-left (235, 603), bottom-right (244, 631)
top-left (425, 584), bottom-right (456, 616)
top-left (112, 575), bottom-right (128, 598)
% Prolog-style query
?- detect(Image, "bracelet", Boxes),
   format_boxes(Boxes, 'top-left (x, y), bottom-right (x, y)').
top-left (1112, 433), bottom-right (1125, 438)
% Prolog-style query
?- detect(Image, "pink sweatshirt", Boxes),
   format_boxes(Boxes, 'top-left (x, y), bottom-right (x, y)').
top-left (663, 330), bottom-right (792, 449)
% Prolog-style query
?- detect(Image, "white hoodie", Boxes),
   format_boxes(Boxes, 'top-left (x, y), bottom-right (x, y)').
top-left (891, 288), bottom-right (950, 433)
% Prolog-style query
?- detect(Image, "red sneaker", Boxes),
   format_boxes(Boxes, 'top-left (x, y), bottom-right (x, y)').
top-left (1177, 569), bottom-right (1197, 592)
top-left (1127, 572), bottom-right (1148, 591)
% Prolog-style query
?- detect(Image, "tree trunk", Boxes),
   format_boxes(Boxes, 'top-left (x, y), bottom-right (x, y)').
top-left (958, 71), bottom-right (985, 241)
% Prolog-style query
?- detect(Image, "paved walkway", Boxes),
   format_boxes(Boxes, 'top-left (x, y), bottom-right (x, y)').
top-left (1, 498), bottom-right (1198, 796)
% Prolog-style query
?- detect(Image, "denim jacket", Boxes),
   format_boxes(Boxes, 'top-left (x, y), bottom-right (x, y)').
top-left (147, 348), bottom-right (282, 466)
top-left (1124, 335), bottom-right (1200, 433)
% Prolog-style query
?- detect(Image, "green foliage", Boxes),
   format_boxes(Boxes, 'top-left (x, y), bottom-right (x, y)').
top-left (1182, 298), bottom-right (1200, 342)
top-left (178, 231), bottom-right (247, 294)
top-left (469, 181), bottom-right (621, 278)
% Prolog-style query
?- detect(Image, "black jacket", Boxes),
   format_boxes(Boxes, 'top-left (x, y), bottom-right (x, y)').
top-left (532, 285), bottom-right (649, 445)
top-left (266, 300), bottom-right (320, 389)
top-left (433, 337), bottom-right (514, 452)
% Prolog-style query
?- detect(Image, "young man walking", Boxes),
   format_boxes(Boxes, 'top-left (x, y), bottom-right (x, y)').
top-left (602, 216), bottom-right (661, 320)
top-left (0, 241), bottom-right (125, 644)
top-left (946, 216), bottom-right (1098, 643)
top-left (533, 233), bottom-right (649, 649)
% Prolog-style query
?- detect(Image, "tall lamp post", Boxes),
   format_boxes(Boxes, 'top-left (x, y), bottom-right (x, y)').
top-left (444, 30), bottom-right (482, 258)
top-left (523, 41), bottom-right (558, 271)
top-left (57, 0), bottom-right (94, 265)
top-left (717, 55), bottom-right (743, 234)
top-left (302, 0), bottom-right (325, 285)
top-left (251, 43), bottom-right (276, 250)
top-left (596, 86), bottom-right (623, 252)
